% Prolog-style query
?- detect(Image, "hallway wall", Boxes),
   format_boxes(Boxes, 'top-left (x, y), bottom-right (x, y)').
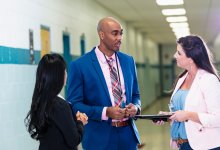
top-left (0, 65), bottom-right (38, 149)
top-left (213, 33), bottom-right (220, 70)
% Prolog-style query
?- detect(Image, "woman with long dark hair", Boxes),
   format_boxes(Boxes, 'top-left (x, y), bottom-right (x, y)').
top-left (25, 54), bottom-right (87, 150)
top-left (156, 35), bottom-right (220, 150)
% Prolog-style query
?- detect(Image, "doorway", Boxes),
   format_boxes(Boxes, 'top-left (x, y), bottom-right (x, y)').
top-left (40, 25), bottom-right (50, 57)
top-left (63, 33), bottom-right (71, 98)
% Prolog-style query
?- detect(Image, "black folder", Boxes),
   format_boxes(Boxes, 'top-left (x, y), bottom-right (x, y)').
top-left (134, 114), bottom-right (172, 122)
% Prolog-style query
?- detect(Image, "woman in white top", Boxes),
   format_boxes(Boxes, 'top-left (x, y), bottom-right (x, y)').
top-left (158, 35), bottom-right (220, 150)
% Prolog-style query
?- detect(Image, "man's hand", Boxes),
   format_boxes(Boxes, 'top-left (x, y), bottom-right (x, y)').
top-left (106, 106), bottom-right (126, 120)
top-left (125, 103), bottom-right (138, 117)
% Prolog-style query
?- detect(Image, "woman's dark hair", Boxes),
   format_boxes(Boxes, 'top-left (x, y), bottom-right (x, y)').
top-left (168, 35), bottom-right (220, 93)
top-left (25, 53), bottom-right (66, 140)
top-left (176, 35), bottom-right (219, 80)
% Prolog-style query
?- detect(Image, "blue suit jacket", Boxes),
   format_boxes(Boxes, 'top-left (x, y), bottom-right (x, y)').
top-left (67, 48), bottom-right (141, 149)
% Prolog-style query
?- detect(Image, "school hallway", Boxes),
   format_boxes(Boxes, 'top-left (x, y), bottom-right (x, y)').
top-left (1, 0), bottom-right (220, 149)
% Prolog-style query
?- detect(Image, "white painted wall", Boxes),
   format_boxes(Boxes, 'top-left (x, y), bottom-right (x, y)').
top-left (144, 38), bottom-right (159, 65)
top-left (0, 65), bottom-right (39, 150)
top-left (126, 25), bottom-right (137, 58)
top-left (0, 0), bottom-right (127, 55)
top-left (136, 32), bottom-right (145, 63)
top-left (213, 33), bottom-right (220, 62)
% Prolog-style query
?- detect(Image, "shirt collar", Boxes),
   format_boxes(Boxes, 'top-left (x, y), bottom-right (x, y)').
top-left (57, 94), bottom-right (65, 100)
top-left (95, 46), bottom-right (116, 64)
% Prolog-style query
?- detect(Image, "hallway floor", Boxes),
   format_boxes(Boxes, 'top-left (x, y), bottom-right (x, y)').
top-left (136, 97), bottom-right (175, 150)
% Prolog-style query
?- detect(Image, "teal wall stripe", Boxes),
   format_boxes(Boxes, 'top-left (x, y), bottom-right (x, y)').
top-left (0, 45), bottom-right (81, 65)
top-left (136, 63), bottom-right (146, 68)
top-left (150, 64), bottom-right (172, 68)
top-left (34, 50), bottom-right (41, 64)
top-left (71, 55), bottom-right (80, 60)
top-left (0, 46), bottom-right (41, 64)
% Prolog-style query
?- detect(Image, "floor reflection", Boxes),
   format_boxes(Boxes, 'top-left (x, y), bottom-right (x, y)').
top-left (136, 97), bottom-right (175, 150)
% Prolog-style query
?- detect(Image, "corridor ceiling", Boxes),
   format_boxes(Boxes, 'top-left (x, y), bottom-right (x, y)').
top-left (94, 0), bottom-right (220, 44)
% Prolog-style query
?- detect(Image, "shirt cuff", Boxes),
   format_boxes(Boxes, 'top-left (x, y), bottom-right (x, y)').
top-left (102, 107), bottom-right (109, 120)
top-left (135, 105), bottom-right (141, 115)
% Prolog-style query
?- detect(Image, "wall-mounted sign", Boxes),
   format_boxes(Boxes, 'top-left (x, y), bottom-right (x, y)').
top-left (29, 29), bottom-right (35, 64)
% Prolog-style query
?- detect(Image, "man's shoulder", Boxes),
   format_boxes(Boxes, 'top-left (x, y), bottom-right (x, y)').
top-left (117, 51), bottom-right (132, 59)
top-left (117, 51), bottom-right (134, 63)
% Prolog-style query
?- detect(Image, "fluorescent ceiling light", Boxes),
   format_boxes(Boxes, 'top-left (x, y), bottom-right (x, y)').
top-left (166, 16), bottom-right (187, 22)
top-left (162, 8), bottom-right (186, 16)
top-left (174, 29), bottom-right (190, 37)
top-left (172, 27), bottom-right (190, 33)
top-left (175, 31), bottom-right (190, 39)
top-left (170, 22), bottom-right (189, 28)
top-left (174, 30), bottom-right (190, 36)
top-left (156, 0), bottom-right (184, 6)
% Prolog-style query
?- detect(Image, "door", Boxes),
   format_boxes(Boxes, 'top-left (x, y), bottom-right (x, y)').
top-left (63, 33), bottom-right (71, 67)
top-left (40, 25), bottom-right (50, 57)
top-left (80, 33), bottom-right (86, 55)
top-left (63, 33), bottom-right (71, 98)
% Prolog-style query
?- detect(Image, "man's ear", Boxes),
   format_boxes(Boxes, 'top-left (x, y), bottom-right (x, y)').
top-left (99, 31), bottom-right (104, 40)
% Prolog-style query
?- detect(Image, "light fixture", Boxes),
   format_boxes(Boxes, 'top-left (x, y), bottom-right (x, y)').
top-left (162, 8), bottom-right (186, 16)
top-left (172, 26), bottom-right (190, 39)
top-left (174, 31), bottom-right (190, 39)
top-left (169, 22), bottom-right (189, 28)
top-left (156, 0), bottom-right (184, 6)
top-left (172, 27), bottom-right (190, 33)
top-left (166, 16), bottom-right (187, 22)
top-left (173, 29), bottom-right (190, 35)
top-left (156, 1), bottom-right (190, 39)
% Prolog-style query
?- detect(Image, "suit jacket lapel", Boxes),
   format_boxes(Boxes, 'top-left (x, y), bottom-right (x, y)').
top-left (90, 48), bottom-right (111, 102)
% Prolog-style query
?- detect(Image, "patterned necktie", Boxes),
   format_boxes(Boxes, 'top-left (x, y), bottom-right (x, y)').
top-left (107, 57), bottom-right (123, 106)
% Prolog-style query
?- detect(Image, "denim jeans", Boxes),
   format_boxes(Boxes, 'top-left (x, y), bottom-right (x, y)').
top-left (179, 142), bottom-right (220, 150)
top-left (179, 142), bottom-right (192, 150)
top-left (211, 147), bottom-right (220, 150)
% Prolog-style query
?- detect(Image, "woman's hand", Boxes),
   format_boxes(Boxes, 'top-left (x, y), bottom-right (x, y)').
top-left (153, 120), bottom-right (165, 125)
top-left (152, 111), bottom-right (171, 125)
top-left (169, 110), bottom-right (188, 122)
top-left (76, 111), bottom-right (88, 125)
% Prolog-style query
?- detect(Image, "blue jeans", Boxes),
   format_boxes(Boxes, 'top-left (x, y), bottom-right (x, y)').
top-left (179, 142), bottom-right (220, 150)
top-left (179, 142), bottom-right (192, 150)
top-left (211, 147), bottom-right (220, 150)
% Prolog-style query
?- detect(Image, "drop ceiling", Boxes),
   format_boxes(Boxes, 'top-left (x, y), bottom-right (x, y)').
top-left (94, 0), bottom-right (220, 44)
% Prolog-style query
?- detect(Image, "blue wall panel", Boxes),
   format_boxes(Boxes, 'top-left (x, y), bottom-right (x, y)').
top-left (0, 46), bottom-right (41, 64)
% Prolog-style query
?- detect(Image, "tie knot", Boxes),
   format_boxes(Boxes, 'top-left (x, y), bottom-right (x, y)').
top-left (107, 57), bottom-right (114, 66)
top-left (108, 57), bottom-right (114, 62)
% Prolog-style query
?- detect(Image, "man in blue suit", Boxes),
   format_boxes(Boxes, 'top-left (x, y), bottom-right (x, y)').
top-left (67, 17), bottom-right (141, 150)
